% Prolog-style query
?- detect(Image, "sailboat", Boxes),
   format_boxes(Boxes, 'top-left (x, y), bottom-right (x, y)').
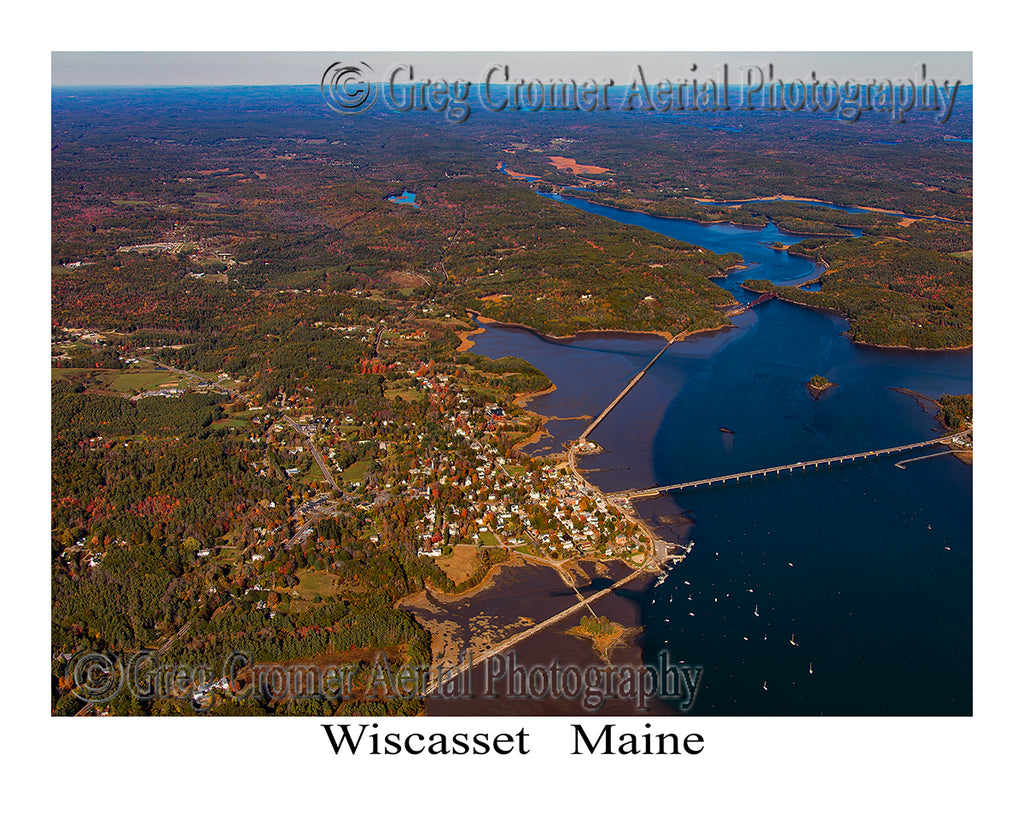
top-left (754, 604), bottom-right (759, 617)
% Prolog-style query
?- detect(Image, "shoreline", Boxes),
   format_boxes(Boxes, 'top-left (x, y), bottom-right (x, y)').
top-left (891, 387), bottom-right (973, 465)
top-left (687, 193), bottom-right (971, 225)
top-left (849, 337), bottom-right (973, 352)
top-left (543, 187), bottom-right (970, 248)
top-left (740, 285), bottom-right (973, 352)
top-left (465, 308), bottom-right (735, 347)
top-left (462, 309), bottom-right (737, 457)
top-left (400, 551), bottom-right (657, 695)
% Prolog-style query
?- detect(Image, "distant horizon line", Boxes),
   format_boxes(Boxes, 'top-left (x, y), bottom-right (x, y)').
top-left (51, 82), bottom-right (976, 89)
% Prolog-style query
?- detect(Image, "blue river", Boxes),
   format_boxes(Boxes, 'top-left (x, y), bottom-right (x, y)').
top-left (469, 194), bottom-right (972, 715)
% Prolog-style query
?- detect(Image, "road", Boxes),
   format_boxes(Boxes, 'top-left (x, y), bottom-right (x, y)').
top-left (566, 441), bottom-right (658, 567)
top-left (283, 415), bottom-right (341, 493)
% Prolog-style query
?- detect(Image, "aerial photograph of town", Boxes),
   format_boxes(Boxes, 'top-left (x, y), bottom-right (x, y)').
top-left (49, 50), bottom-right (975, 726)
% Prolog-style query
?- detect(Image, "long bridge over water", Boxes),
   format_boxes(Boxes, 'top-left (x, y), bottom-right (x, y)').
top-left (607, 435), bottom-right (956, 501)
top-left (578, 296), bottom-right (776, 444)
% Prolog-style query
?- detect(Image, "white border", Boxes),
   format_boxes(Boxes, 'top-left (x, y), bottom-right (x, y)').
top-left (15, 1), bottom-right (1019, 814)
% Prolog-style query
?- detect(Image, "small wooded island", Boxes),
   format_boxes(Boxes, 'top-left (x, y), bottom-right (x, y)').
top-left (806, 374), bottom-right (837, 399)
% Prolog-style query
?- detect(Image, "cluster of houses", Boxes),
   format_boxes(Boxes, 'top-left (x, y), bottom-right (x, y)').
top-left (364, 363), bottom-right (644, 559)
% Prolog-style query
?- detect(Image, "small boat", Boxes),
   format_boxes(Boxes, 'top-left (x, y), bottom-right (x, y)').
top-left (720, 427), bottom-right (735, 434)
top-left (809, 662), bottom-right (814, 675)
top-left (754, 604), bottom-right (759, 617)
top-left (743, 636), bottom-right (749, 641)
top-left (788, 562), bottom-right (794, 567)
top-left (684, 580), bottom-right (691, 586)
top-left (762, 681), bottom-right (768, 691)
top-left (790, 634), bottom-right (798, 646)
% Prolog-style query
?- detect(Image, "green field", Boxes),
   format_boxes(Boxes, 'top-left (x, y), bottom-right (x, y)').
top-left (209, 418), bottom-right (249, 431)
top-left (384, 388), bottom-right (422, 402)
top-left (303, 461), bottom-right (325, 484)
top-left (109, 370), bottom-right (183, 393)
top-left (341, 459), bottom-right (372, 484)
top-left (282, 569), bottom-right (353, 612)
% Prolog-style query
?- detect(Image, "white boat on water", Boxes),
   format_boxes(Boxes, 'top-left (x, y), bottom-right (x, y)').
top-left (763, 681), bottom-right (768, 691)
top-left (754, 604), bottom-right (759, 617)
top-left (809, 662), bottom-right (814, 675)
top-left (790, 634), bottom-right (798, 646)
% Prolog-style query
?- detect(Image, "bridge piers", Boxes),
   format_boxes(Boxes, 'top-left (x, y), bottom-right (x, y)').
top-left (615, 435), bottom-right (950, 499)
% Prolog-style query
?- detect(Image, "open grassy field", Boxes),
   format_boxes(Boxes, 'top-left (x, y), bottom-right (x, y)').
top-left (341, 459), bottom-right (372, 484)
top-left (383, 388), bottom-right (422, 402)
top-left (302, 461), bottom-right (325, 484)
top-left (109, 369), bottom-right (184, 392)
top-left (209, 418), bottom-right (249, 431)
top-left (281, 569), bottom-right (356, 612)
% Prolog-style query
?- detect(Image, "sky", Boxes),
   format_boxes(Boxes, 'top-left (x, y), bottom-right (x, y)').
top-left (51, 51), bottom-right (973, 87)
